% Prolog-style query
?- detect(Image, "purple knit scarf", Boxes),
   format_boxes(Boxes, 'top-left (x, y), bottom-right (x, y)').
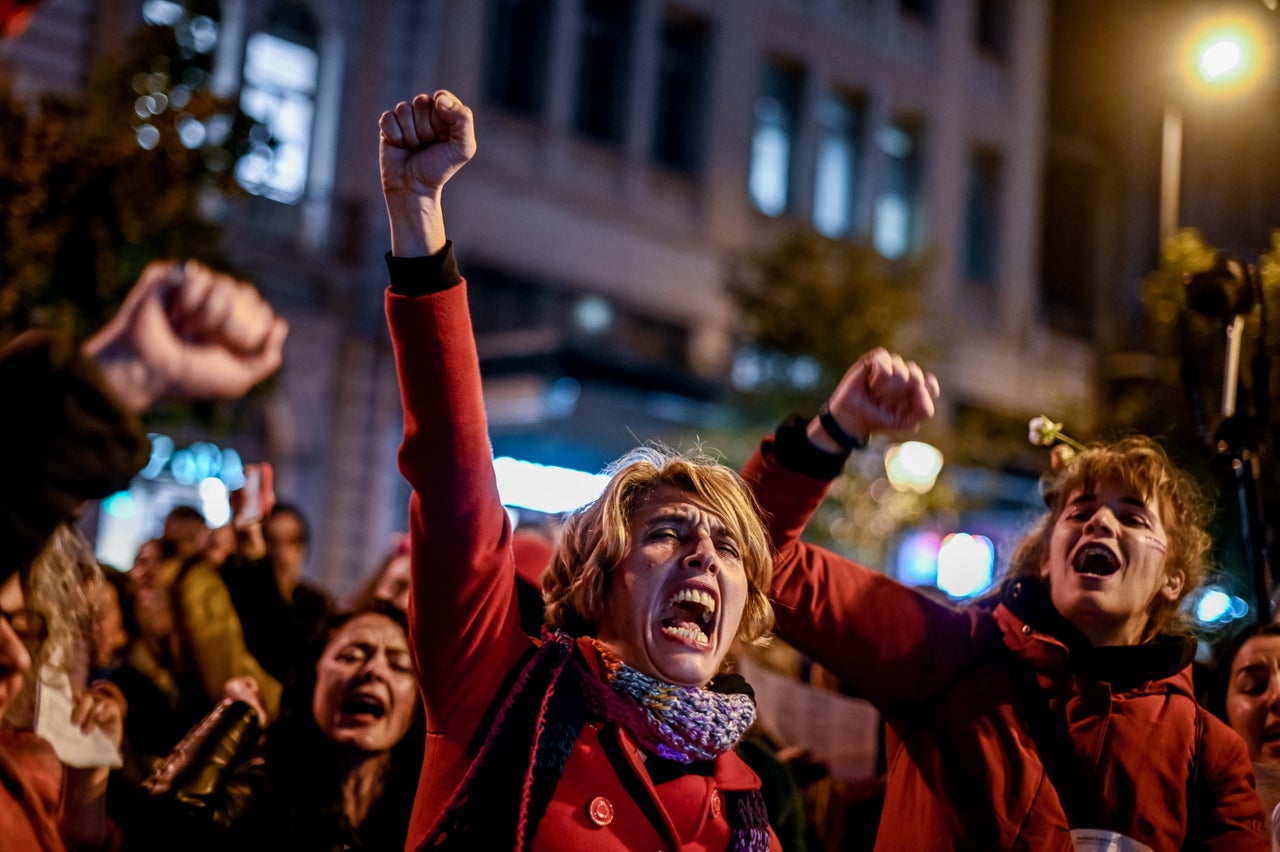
top-left (579, 653), bottom-right (757, 763)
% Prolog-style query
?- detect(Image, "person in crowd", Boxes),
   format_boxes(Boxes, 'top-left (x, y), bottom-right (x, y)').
top-left (1209, 622), bottom-right (1280, 847)
top-left (135, 601), bottom-right (424, 851)
top-left (160, 506), bottom-right (209, 564)
top-left (377, 89), bottom-right (939, 850)
top-left (118, 533), bottom-right (280, 756)
top-left (1, 524), bottom-right (127, 850)
top-left (511, 526), bottom-right (556, 635)
top-left (201, 523), bottom-right (237, 568)
top-left (222, 473), bottom-right (333, 682)
top-left (739, 359), bottom-right (1268, 848)
top-left (85, 565), bottom-right (132, 676)
top-left (349, 532), bottom-right (411, 614)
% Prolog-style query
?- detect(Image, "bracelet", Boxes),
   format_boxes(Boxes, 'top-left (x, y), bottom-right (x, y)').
top-left (817, 404), bottom-right (867, 452)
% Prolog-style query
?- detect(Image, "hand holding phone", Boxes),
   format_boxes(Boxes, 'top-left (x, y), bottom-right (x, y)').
top-left (232, 463), bottom-right (273, 527)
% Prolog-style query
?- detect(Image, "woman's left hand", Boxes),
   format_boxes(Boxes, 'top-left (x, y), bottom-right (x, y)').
top-left (70, 680), bottom-right (126, 749)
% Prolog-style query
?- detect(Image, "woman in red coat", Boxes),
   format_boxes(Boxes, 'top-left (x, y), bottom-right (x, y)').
top-left (377, 90), bottom-right (937, 851)
top-left (740, 358), bottom-right (1269, 850)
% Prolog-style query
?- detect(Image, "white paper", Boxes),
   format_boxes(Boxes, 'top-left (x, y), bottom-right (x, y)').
top-left (33, 667), bottom-right (123, 769)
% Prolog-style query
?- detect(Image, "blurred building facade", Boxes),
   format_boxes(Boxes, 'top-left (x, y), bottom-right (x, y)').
top-left (3, 0), bottom-right (1109, 597)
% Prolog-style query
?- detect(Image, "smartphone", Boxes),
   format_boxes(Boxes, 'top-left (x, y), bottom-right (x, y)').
top-left (237, 464), bottom-right (263, 525)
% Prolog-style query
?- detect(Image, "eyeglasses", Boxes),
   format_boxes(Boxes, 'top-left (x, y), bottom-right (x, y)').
top-left (0, 608), bottom-right (48, 644)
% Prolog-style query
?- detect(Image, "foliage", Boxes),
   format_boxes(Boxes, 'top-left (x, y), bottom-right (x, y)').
top-left (724, 226), bottom-right (947, 565)
top-left (726, 227), bottom-right (932, 418)
top-left (0, 21), bottom-right (248, 345)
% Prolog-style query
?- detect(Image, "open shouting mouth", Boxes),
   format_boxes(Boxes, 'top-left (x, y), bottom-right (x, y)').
top-left (1072, 543), bottom-right (1120, 577)
top-left (339, 690), bottom-right (388, 722)
top-left (660, 586), bottom-right (717, 647)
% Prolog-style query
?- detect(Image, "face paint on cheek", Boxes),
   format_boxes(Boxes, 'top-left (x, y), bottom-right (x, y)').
top-left (1140, 535), bottom-right (1167, 554)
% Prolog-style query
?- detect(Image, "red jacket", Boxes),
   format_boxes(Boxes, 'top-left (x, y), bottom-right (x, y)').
top-left (386, 278), bottom-right (779, 851)
top-left (741, 437), bottom-right (1267, 851)
top-left (0, 730), bottom-right (67, 852)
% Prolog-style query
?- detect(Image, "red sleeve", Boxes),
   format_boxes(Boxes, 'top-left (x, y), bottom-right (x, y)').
top-left (386, 284), bottom-right (530, 744)
top-left (741, 438), bottom-right (993, 712)
top-left (1195, 713), bottom-right (1269, 850)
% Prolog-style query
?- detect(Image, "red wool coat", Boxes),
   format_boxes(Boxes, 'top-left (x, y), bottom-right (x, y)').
top-left (387, 279), bottom-right (779, 851)
top-left (741, 438), bottom-right (1267, 851)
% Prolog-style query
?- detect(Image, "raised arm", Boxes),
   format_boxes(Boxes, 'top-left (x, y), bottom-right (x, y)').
top-left (380, 92), bottom-right (529, 738)
top-left (84, 261), bottom-right (287, 414)
top-left (742, 350), bottom-right (994, 711)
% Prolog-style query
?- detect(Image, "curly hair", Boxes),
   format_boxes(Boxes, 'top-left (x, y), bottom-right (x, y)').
top-left (1005, 436), bottom-right (1213, 641)
top-left (542, 446), bottom-right (774, 648)
top-left (4, 523), bottom-right (100, 727)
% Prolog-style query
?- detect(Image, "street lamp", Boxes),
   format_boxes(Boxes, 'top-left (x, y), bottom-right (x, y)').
top-left (1160, 17), bottom-right (1264, 247)
top-left (1160, 13), bottom-right (1277, 620)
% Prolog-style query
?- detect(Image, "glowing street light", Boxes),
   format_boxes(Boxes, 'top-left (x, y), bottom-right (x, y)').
top-left (1161, 18), bottom-right (1264, 246)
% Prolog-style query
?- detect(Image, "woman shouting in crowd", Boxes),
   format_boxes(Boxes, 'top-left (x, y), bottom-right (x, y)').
top-left (740, 365), bottom-right (1268, 849)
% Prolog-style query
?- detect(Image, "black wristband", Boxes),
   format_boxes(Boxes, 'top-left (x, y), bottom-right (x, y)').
top-left (818, 403), bottom-right (866, 452)
top-left (772, 416), bottom-right (849, 479)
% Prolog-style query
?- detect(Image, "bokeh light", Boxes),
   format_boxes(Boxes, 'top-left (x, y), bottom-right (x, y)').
top-left (884, 441), bottom-right (944, 493)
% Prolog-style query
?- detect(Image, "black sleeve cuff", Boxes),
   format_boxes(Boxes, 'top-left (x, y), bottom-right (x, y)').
top-left (770, 415), bottom-right (850, 480)
top-left (386, 240), bottom-right (461, 296)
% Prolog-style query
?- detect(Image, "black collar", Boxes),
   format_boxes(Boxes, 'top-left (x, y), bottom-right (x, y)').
top-left (1001, 578), bottom-right (1195, 690)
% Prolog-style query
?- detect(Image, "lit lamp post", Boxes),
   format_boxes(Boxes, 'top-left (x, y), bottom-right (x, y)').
top-left (1160, 19), bottom-right (1262, 247)
top-left (1160, 14), bottom-right (1275, 620)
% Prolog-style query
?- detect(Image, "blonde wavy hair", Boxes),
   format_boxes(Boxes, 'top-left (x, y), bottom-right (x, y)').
top-left (1006, 436), bottom-right (1212, 641)
top-left (542, 446), bottom-right (774, 647)
top-left (5, 523), bottom-right (99, 727)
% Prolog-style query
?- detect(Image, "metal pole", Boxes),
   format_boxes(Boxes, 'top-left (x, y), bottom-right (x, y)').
top-left (1160, 105), bottom-right (1183, 249)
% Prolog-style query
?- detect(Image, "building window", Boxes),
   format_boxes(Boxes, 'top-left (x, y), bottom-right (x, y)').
top-left (574, 0), bottom-right (635, 145)
top-left (873, 118), bottom-right (923, 259)
top-left (899, 0), bottom-right (933, 23)
top-left (1040, 157), bottom-right (1096, 335)
top-left (749, 60), bottom-right (804, 217)
top-left (484, 0), bottom-right (553, 117)
top-left (651, 11), bottom-right (710, 173)
top-left (963, 148), bottom-right (1002, 282)
top-left (235, 2), bottom-right (318, 204)
top-left (812, 90), bottom-right (865, 238)
top-left (975, 0), bottom-right (1010, 59)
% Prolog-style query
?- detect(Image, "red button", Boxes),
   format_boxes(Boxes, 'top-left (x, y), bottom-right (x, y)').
top-left (710, 790), bottom-right (722, 818)
top-left (587, 796), bottom-right (614, 826)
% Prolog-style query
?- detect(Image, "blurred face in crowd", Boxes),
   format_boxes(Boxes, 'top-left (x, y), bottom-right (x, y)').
top-left (312, 613), bottom-right (417, 753)
top-left (87, 578), bottom-right (128, 670)
top-left (1226, 633), bottom-right (1280, 765)
top-left (1040, 476), bottom-right (1182, 647)
top-left (0, 574), bottom-right (35, 720)
top-left (130, 540), bottom-right (173, 643)
top-left (265, 511), bottom-right (308, 586)
top-left (596, 485), bottom-right (749, 687)
top-left (163, 512), bottom-right (209, 561)
top-left (203, 524), bottom-right (236, 566)
top-left (373, 554), bottom-right (411, 614)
